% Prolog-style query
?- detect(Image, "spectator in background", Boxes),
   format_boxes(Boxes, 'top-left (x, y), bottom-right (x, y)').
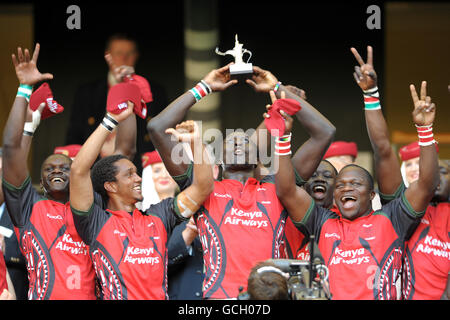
top-left (65, 33), bottom-right (168, 174)
top-left (140, 151), bottom-right (179, 211)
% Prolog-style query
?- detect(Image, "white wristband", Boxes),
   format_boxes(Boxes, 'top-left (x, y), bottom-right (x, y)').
top-left (23, 109), bottom-right (42, 135)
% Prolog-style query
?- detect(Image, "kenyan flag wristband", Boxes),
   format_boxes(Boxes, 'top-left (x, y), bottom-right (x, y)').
top-left (190, 80), bottom-right (212, 102)
top-left (363, 86), bottom-right (381, 110)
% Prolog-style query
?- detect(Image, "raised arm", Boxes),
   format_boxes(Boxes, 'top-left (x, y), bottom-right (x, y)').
top-left (70, 103), bottom-right (134, 212)
top-left (2, 43), bottom-right (53, 187)
top-left (271, 106), bottom-right (313, 222)
top-left (165, 120), bottom-right (214, 218)
top-left (247, 67), bottom-right (335, 181)
top-left (147, 64), bottom-right (237, 177)
top-left (404, 82), bottom-right (439, 212)
top-left (104, 53), bottom-right (138, 160)
top-left (351, 45), bottom-right (402, 195)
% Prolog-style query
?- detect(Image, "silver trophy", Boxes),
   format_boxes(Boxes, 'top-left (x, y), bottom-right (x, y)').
top-left (215, 34), bottom-right (253, 78)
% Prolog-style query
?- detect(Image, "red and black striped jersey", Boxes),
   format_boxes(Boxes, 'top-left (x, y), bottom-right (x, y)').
top-left (2, 177), bottom-right (96, 300)
top-left (402, 203), bottom-right (450, 300)
top-left (284, 206), bottom-right (339, 260)
top-left (72, 196), bottom-right (183, 300)
top-left (172, 164), bottom-right (294, 299)
top-left (293, 192), bottom-right (424, 300)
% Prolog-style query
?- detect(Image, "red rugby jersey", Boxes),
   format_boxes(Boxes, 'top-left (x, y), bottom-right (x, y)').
top-left (284, 217), bottom-right (309, 260)
top-left (2, 177), bottom-right (96, 300)
top-left (173, 164), bottom-right (308, 299)
top-left (0, 248), bottom-right (6, 293)
top-left (72, 197), bottom-right (183, 300)
top-left (196, 177), bottom-right (287, 299)
top-left (294, 192), bottom-right (424, 300)
top-left (284, 207), bottom-right (339, 260)
top-left (402, 203), bottom-right (450, 300)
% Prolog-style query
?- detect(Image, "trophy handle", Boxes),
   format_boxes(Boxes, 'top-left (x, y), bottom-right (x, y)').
top-left (215, 47), bottom-right (235, 57)
top-left (242, 49), bottom-right (252, 63)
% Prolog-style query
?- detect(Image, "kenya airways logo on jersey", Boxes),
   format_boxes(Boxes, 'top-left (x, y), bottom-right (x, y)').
top-left (223, 207), bottom-right (269, 229)
top-left (123, 246), bottom-right (160, 265)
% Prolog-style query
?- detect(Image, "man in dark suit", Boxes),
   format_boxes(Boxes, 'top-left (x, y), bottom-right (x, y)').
top-left (65, 33), bottom-right (168, 174)
top-left (168, 218), bottom-right (204, 300)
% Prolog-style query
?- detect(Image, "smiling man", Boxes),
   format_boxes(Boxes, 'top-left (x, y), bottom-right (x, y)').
top-left (283, 160), bottom-right (338, 259)
top-left (2, 44), bottom-right (140, 300)
top-left (70, 97), bottom-right (214, 300)
top-left (274, 80), bottom-right (439, 299)
top-left (2, 44), bottom-right (97, 299)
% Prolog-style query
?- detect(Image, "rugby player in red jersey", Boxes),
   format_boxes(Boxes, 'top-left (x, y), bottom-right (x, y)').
top-left (1, 44), bottom-right (136, 299)
top-left (69, 93), bottom-right (214, 300)
top-left (274, 68), bottom-right (439, 299)
top-left (147, 64), bottom-right (335, 299)
top-left (284, 160), bottom-right (338, 260)
top-left (351, 46), bottom-right (449, 300)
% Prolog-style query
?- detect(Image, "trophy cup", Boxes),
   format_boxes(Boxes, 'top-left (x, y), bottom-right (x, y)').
top-left (215, 34), bottom-right (253, 78)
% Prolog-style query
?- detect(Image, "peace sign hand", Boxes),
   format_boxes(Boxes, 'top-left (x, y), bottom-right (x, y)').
top-left (350, 46), bottom-right (377, 91)
top-left (12, 43), bottom-right (53, 86)
top-left (410, 81), bottom-right (435, 127)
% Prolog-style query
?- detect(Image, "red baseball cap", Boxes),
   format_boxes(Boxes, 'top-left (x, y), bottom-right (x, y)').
top-left (399, 141), bottom-right (439, 161)
top-left (264, 98), bottom-right (302, 137)
top-left (323, 141), bottom-right (358, 159)
top-left (29, 83), bottom-right (64, 120)
top-left (54, 144), bottom-right (82, 159)
top-left (124, 74), bottom-right (153, 103)
top-left (124, 74), bottom-right (152, 119)
top-left (141, 151), bottom-right (162, 169)
top-left (107, 82), bottom-right (141, 115)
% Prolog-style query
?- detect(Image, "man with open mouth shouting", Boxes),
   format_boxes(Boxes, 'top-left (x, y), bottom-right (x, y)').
top-left (273, 56), bottom-right (439, 299)
top-left (283, 159), bottom-right (338, 260)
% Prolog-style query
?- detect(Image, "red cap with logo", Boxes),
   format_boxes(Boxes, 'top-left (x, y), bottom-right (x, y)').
top-left (29, 83), bottom-right (64, 120)
top-left (141, 151), bottom-right (162, 169)
top-left (107, 82), bottom-right (141, 115)
top-left (323, 141), bottom-right (358, 159)
top-left (107, 79), bottom-right (151, 119)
